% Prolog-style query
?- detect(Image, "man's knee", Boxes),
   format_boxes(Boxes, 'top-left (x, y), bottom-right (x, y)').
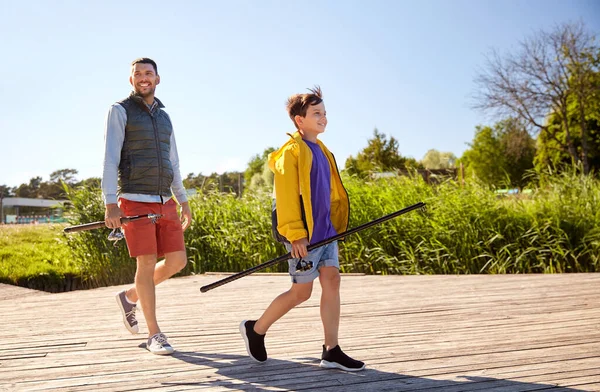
top-left (166, 251), bottom-right (187, 272)
top-left (137, 254), bottom-right (158, 268)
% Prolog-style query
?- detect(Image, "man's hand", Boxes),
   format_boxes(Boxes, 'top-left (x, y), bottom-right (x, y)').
top-left (291, 237), bottom-right (309, 259)
top-left (105, 204), bottom-right (123, 228)
top-left (180, 202), bottom-right (192, 231)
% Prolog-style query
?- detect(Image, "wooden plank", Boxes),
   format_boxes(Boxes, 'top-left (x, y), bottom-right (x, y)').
top-left (0, 273), bottom-right (599, 391)
top-left (0, 283), bottom-right (47, 300)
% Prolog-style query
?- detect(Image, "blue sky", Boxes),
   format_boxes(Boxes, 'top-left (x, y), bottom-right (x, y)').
top-left (1, 0), bottom-right (598, 187)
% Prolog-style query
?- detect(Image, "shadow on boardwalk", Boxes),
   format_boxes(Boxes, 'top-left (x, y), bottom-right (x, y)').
top-left (166, 351), bottom-right (587, 392)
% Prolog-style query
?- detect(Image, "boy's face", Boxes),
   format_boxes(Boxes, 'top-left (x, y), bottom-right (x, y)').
top-left (296, 102), bottom-right (327, 138)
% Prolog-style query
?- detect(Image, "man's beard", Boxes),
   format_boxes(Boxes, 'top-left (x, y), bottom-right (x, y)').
top-left (134, 85), bottom-right (155, 97)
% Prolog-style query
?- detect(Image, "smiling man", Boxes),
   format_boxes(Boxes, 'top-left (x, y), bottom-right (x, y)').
top-left (101, 58), bottom-right (192, 355)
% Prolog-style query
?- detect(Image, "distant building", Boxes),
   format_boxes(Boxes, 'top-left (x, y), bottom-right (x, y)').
top-left (0, 197), bottom-right (68, 224)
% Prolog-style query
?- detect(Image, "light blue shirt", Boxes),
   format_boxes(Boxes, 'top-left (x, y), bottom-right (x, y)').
top-left (101, 102), bottom-right (188, 206)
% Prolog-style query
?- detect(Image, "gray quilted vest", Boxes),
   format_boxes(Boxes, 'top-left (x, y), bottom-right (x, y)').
top-left (117, 92), bottom-right (174, 197)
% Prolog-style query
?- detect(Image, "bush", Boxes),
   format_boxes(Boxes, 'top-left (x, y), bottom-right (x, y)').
top-left (59, 171), bottom-right (599, 287)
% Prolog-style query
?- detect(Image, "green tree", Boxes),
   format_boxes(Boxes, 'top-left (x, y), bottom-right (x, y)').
top-left (535, 86), bottom-right (600, 173)
top-left (461, 119), bottom-right (535, 188)
top-left (185, 171), bottom-right (245, 196)
top-left (421, 149), bottom-right (457, 169)
top-left (14, 176), bottom-right (43, 198)
top-left (562, 30), bottom-right (600, 173)
top-left (183, 172), bottom-right (209, 191)
top-left (40, 168), bottom-right (80, 199)
top-left (499, 119), bottom-right (537, 188)
top-left (245, 160), bottom-right (274, 193)
top-left (473, 21), bottom-right (598, 173)
top-left (461, 126), bottom-right (506, 186)
top-left (79, 177), bottom-right (101, 189)
top-left (219, 171), bottom-right (244, 196)
top-left (50, 169), bottom-right (78, 185)
top-left (0, 185), bottom-right (14, 198)
top-left (244, 147), bottom-right (276, 185)
top-left (13, 169), bottom-right (81, 200)
top-left (345, 129), bottom-right (420, 177)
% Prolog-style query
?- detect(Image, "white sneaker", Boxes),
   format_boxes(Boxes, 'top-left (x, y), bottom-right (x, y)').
top-left (147, 333), bottom-right (174, 355)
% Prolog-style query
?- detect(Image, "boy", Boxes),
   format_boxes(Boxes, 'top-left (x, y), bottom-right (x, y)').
top-left (239, 86), bottom-right (365, 371)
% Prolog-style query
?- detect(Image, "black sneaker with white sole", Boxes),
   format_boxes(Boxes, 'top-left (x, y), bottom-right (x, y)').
top-left (239, 320), bottom-right (267, 362)
top-left (320, 345), bottom-right (365, 371)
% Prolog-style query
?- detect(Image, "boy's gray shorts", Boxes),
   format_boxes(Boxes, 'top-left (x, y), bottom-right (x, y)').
top-left (284, 240), bottom-right (339, 284)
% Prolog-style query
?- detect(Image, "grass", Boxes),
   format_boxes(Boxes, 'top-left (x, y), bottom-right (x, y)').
top-left (2, 170), bottom-right (599, 292)
top-left (0, 223), bottom-right (79, 290)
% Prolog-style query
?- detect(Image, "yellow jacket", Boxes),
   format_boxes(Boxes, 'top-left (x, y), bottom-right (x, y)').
top-left (268, 131), bottom-right (349, 243)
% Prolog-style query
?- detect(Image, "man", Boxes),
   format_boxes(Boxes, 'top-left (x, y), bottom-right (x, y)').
top-left (102, 57), bottom-right (191, 355)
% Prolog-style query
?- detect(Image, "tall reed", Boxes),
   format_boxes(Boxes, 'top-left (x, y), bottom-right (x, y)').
top-left (62, 171), bottom-right (600, 285)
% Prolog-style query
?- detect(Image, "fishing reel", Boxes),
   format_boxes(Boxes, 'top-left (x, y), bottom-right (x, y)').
top-left (295, 259), bottom-right (314, 272)
top-left (147, 213), bottom-right (162, 223)
top-left (108, 228), bottom-right (124, 246)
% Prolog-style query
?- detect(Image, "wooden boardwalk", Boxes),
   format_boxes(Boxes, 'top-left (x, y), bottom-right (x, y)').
top-left (1, 273), bottom-right (599, 391)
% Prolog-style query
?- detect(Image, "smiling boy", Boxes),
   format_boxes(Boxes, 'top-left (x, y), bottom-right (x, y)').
top-left (239, 86), bottom-right (365, 371)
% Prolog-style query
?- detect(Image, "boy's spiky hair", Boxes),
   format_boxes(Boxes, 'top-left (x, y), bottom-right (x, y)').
top-left (131, 57), bottom-right (158, 74)
top-left (286, 86), bottom-right (323, 129)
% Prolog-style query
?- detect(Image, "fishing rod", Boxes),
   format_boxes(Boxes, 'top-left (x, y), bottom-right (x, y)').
top-left (63, 213), bottom-right (162, 233)
top-left (200, 201), bottom-right (425, 293)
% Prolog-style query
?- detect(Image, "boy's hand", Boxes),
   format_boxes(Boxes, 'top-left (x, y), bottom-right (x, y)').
top-left (291, 238), bottom-right (309, 258)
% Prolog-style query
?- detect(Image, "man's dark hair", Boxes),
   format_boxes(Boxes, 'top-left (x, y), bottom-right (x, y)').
top-left (131, 57), bottom-right (158, 74)
top-left (286, 86), bottom-right (323, 129)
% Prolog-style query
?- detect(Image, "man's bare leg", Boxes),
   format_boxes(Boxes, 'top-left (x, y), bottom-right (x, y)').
top-left (135, 254), bottom-right (159, 336)
top-left (125, 250), bottom-right (187, 303)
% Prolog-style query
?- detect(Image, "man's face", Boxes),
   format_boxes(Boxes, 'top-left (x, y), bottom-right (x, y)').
top-left (129, 63), bottom-right (160, 98)
top-left (297, 102), bottom-right (327, 136)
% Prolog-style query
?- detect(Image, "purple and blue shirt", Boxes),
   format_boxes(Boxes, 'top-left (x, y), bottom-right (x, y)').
top-left (304, 139), bottom-right (338, 244)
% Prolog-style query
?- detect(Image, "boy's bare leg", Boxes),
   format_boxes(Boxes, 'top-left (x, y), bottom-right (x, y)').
top-left (135, 254), bottom-right (160, 336)
top-left (126, 250), bottom-right (187, 303)
top-left (254, 282), bottom-right (313, 334)
top-left (319, 266), bottom-right (341, 350)
top-left (318, 266), bottom-right (365, 371)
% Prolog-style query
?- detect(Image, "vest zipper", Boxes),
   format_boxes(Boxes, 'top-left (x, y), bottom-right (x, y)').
top-left (150, 110), bottom-right (163, 198)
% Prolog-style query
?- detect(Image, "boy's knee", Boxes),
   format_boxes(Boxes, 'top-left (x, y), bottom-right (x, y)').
top-left (296, 290), bottom-right (312, 304)
top-left (320, 269), bottom-right (341, 289)
top-left (291, 286), bottom-right (312, 304)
